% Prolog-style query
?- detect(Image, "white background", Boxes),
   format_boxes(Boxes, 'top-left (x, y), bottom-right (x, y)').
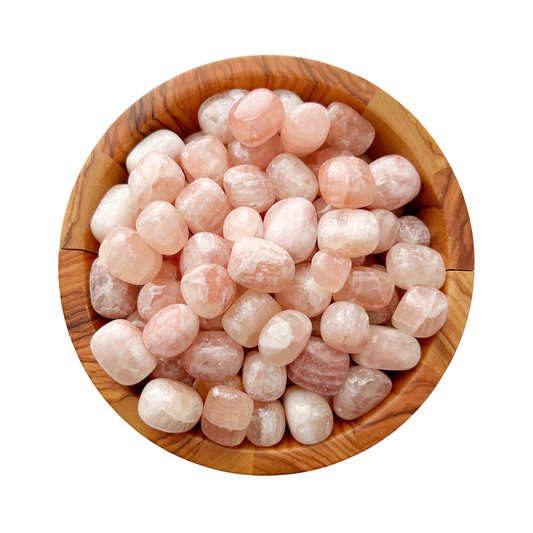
top-left (2, 1), bottom-right (532, 532)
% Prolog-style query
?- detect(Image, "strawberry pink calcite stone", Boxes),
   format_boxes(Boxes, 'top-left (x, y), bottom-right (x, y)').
top-left (179, 135), bottom-right (229, 187)
top-left (179, 232), bottom-right (231, 276)
top-left (325, 102), bottom-right (375, 156)
top-left (396, 215), bottom-right (431, 246)
top-left (246, 400), bottom-right (286, 447)
top-left (312, 197), bottom-right (337, 220)
top-left (143, 304), bottom-right (199, 358)
top-left (283, 385), bottom-right (333, 445)
top-left (90, 319), bottom-right (157, 386)
top-left (303, 147), bottom-right (354, 179)
top-left (228, 88), bottom-right (285, 147)
top-left (227, 237), bottom-right (295, 293)
top-left (127, 310), bottom-right (146, 330)
top-left (150, 355), bottom-right (193, 385)
top-left (287, 336), bottom-right (350, 395)
top-left (223, 165), bottom-right (275, 213)
top-left (126, 130), bottom-right (185, 173)
top-left (266, 153), bottom-right (319, 202)
top-left (193, 374), bottom-right (244, 402)
top-left (351, 325), bottom-right (421, 370)
top-left (136, 279), bottom-right (185, 321)
top-left (156, 260), bottom-right (181, 280)
top-left (392, 285), bottom-right (448, 337)
top-left (223, 206), bottom-right (263, 247)
top-left (242, 350), bottom-right (287, 401)
top-left (227, 135), bottom-right (282, 170)
top-left (273, 89), bottom-right (303, 115)
top-left (263, 198), bottom-right (317, 263)
top-left (320, 301), bottom-right (369, 353)
top-left (332, 366), bottom-right (392, 420)
top-left (311, 249), bottom-right (352, 293)
top-left (367, 288), bottom-right (400, 325)
top-left (138, 378), bottom-right (202, 433)
top-left (371, 209), bottom-right (401, 253)
top-left (184, 131), bottom-right (206, 144)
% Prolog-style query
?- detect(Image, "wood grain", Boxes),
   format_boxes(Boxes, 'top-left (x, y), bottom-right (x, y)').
top-left (58, 55), bottom-right (475, 475)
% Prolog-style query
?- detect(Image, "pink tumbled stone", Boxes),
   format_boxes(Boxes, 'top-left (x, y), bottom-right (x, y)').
top-left (228, 88), bottom-right (285, 147)
top-left (90, 319), bottom-right (157, 386)
top-left (368, 155), bottom-right (421, 210)
top-left (175, 178), bottom-right (232, 236)
top-left (128, 152), bottom-right (185, 209)
top-left (311, 249), bottom-right (351, 293)
top-left (198, 89), bottom-right (249, 144)
top-left (266, 153), bottom-right (319, 202)
top-left (242, 350), bottom-right (287, 401)
top-left (156, 260), bottom-right (181, 280)
top-left (321, 301), bottom-right (369, 353)
top-left (184, 131), bottom-right (206, 144)
top-left (126, 130), bottom-right (184, 173)
top-left (181, 331), bottom-right (244, 381)
top-left (143, 304), bottom-right (199, 358)
top-left (352, 325), bottom-right (421, 371)
top-left (396, 215), bottom-right (431, 246)
top-left (258, 310), bottom-right (312, 366)
top-left (280, 103), bottom-right (331, 157)
top-left (263, 198), bottom-right (317, 263)
top-left (223, 165), bottom-right (275, 213)
top-left (179, 135), bottom-right (229, 187)
top-left (193, 374), bottom-right (244, 402)
top-left (371, 209), bottom-right (401, 254)
top-left (227, 135), bottom-right (282, 170)
top-left (223, 207), bottom-right (263, 247)
top-left (89, 258), bottom-right (138, 319)
top-left (317, 209), bottom-right (379, 258)
top-left (227, 237), bottom-right (295, 293)
top-left (333, 266), bottom-right (395, 311)
top-left (127, 310), bottom-right (146, 330)
top-left (246, 400), bottom-right (286, 447)
top-left (199, 315), bottom-right (224, 331)
top-left (179, 232), bottom-right (231, 276)
top-left (325, 102), bottom-right (375, 156)
top-left (386, 243), bottom-right (446, 289)
top-left (99, 227), bottom-right (162, 285)
top-left (150, 355), bottom-right (193, 385)
top-left (333, 366), bottom-right (392, 420)
top-left (287, 336), bottom-right (350, 395)
top-left (201, 386), bottom-right (254, 446)
top-left (138, 378), bottom-right (202, 433)
top-left (367, 288), bottom-right (400, 325)
top-left (303, 147), bottom-right (354, 179)
top-left (137, 279), bottom-right (185, 321)
top-left (276, 263), bottom-right (332, 318)
top-left (392, 285), bottom-right (448, 338)
top-left (273, 89), bottom-right (303, 115)
top-left (222, 290), bottom-right (282, 348)
top-left (312, 197), bottom-right (337, 220)
top-left (283, 385), bottom-right (333, 445)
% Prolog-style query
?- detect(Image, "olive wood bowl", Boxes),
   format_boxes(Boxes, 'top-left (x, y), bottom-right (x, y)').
top-left (58, 55), bottom-right (474, 475)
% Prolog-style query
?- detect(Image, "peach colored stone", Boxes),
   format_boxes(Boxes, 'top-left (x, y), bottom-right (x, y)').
top-left (99, 227), bottom-right (163, 285)
top-left (223, 207), bottom-right (263, 247)
top-left (127, 310), bottom-right (146, 330)
top-left (325, 102), bottom-right (375, 156)
top-left (143, 304), bottom-right (199, 358)
top-left (228, 88), bottom-right (285, 147)
top-left (150, 355), bottom-right (193, 385)
top-left (273, 89), bottom-right (303, 115)
top-left (184, 131), bottom-right (206, 144)
top-left (181, 331), bottom-right (244, 381)
top-left (258, 310), bottom-right (312, 366)
top-left (90, 319), bottom-right (157, 386)
top-left (266, 153), bottom-right (319, 202)
top-left (318, 155), bottom-right (376, 209)
top-left (201, 386), bottom-right (254, 446)
top-left (128, 152), bottom-right (186, 209)
top-left (333, 266), bottom-right (395, 311)
top-left (371, 209), bottom-right (401, 253)
top-left (89, 258), bottom-right (138, 319)
top-left (198, 89), bottom-right (249, 144)
top-left (263, 198), bottom-right (317, 263)
top-left (137, 279), bottom-right (185, 321)
top-left (392, 285), bottom-right (448, 338)
top-left (396, 215), bottom-right (431, 246)
top-left (156, 260), bottom-right (181, 280)
top-left (126, 130), bottom-right (184, 172)
top-left (275, 263), bottom-right (332, 318)
top-left (317, 209), bottom-right (379, 258)
top-left (90, 184), bottom-right (140, 243)
top-left (222, 290), bottom-right (282, 348)
top-left (367, 288), bottom-right (400, 325)
top-left (242, 350), bottom-right (287, 401)
top-left (303, 147), bottom-right (354, 179)
top-left (227, 237), bottom-right (295, 293)
top-left (175, 178), bottom-right (232, 236)
top-left (280, 103), bottom-right (331, 157)
top-left (311, 249), bottom-right (352, 293)
top-left (227, 135), bottom-right (282, 170)
top-left (386, 243), bottom-right (446, 289)
top-left (193, 374), bottom-right (244, 402)
top-left (312, 197), bottom-right (337, 220)
top-left (287, 336), bottom-right (350, 395)
top-left (351, 325), bottom-right (421, 370)
top-left (283, 385), bottom-right (333, 445)
top-left (179, 232), bottom-right (231, 275)
top-left (223, 165), bottom-right (275, 213)
top-left (199, 315), bottom-right (224, 331)
top-left (179, 135), bottom-right (229, 187)
top-left (333, 366), bottom-right (392, 420)
top-left (138, 378), bottom-right (202, 433)
top-left (246, 400), bottom-right (286, 447)
top-left (321, 301), bottom-right (369, 353)
top-left (367, 155), bottom-right (421, 210)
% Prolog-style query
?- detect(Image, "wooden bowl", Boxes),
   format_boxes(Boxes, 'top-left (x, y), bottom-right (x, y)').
top-left (58, 55), bottom-right (474, 475)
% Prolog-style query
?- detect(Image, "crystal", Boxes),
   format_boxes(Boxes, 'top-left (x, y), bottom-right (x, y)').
top-left (193, 374), bottom-right (244, 402)
top-left (90, 319), bottom-right (157, 386)
top-left (227, 135), bottom-right (282, 170)
top-left (396, 215), bottom-right (431, 246)
top-left (150, 355), bottom-right (193, 384)
top-left (333, 366), bottom-right (392, 420)
top-left (386, 243), bottom-right (446, 289)
top-left (352, 325), bottom-right (421, 370)
top-left (311, 249), bottom-right (351, 293)
top-left (179, 232), bottom-right (231, 276)
top-left (320, 301), bottom-right (369, 353)
top-left (392, 285), bottom-right (448, 337)
top-left (127, 309), bottom-right (146, 330)
top-left (156, 260), bottom-right (181, 280)
top-left (228, 88), bottom-right (285, 147)
top-left (138, 378), bottom-right (203, 433)
top-left (199, 315), bottom-right (224, 331)
top-left (126, 130), bottom-right (184, 172)
top-left (371, 209), bottom-right (400, 253)
top-left (242, 350), bottom-right (287, 401)
top-left (223, 165), bottom-right (275, 213)
top-left (273, 89), bottom-right (303, 115)
top-left (179, 135), bottom-right (229, 187)
top-left (223, 206), bottom-right (263, 247)
top-left (312, 197), bottom-right (337, 220)
top-left (136, 278), bottom-right (185, 321)
top-left (367, 288), bottom-right (400, 325)
top-left (283, 385), bottom-right (333, 445)
top-left (303, 147), bottom-right (353, 179)
top-left (246, 400), bottom-right (286, 447)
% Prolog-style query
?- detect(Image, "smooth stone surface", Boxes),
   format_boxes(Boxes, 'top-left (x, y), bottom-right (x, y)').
top-left (156, 260), bottom-right (181, 280)
top-left (311, 249), bottom-right (352, 293)
top-left (184, 131), bottom-right (206, 144)
top-left (312, 197), bottom-right (337, 220)
top-left (150, 355), bottom-right (193, 385)
top-left (320, 301), bottom-right (369, 353)
top-left (223, 206), bottom-right (263, 247)
top-left (227, 135), bottom-right (282, 170)
top-left (223, 165), bottom-right (275, 213)
top-left (199, 315), bottom-right (224, 331)
top-left (137, 279), bottom-right (185, 321)
top-left (367, 288), bottom-right (400, 325)
top-left (127, 309), bottom-right (146, 330)
top-left (179, 232), bottom-right (231, 275)
top-left (126, 130), bottom-right (185, 172)
top-left (303, 147), bottom-right (353, 179)
top-left (193, 374), bottom-right (244, 402)
top-left (273, 89), bottom-right (304, 115)
top-left (266, 153), bottom-right (319, 202)
top-left (396, 215), bottom-right (431, 246)
top-left (246, 400), bottom-right (286, 447)
top-left (371, 209), bottom-right (401, 253)
top-left (179, 135), bottom-right (229, 187)
top-left (242, 350), bottom-right (287, 401)
top-left (90, 319), bottom-right (157, 386)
